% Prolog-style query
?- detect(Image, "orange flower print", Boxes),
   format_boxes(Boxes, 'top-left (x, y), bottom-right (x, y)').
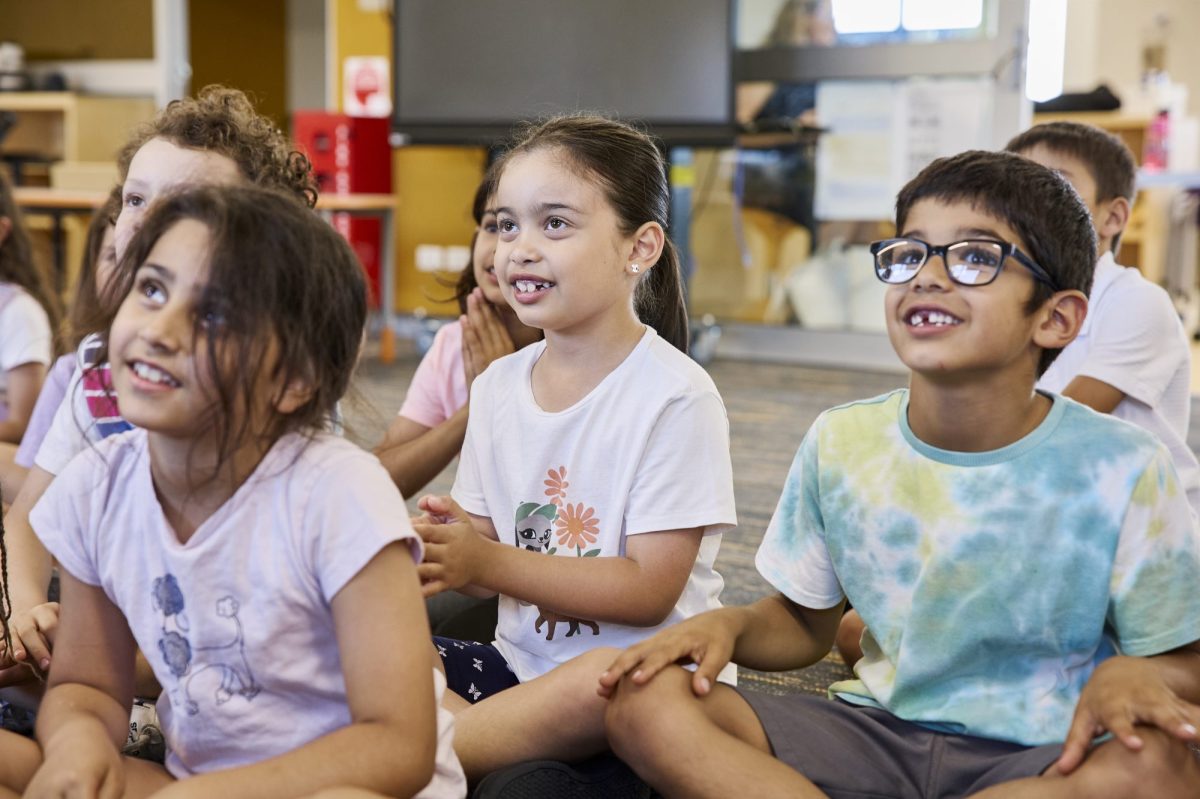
top-left (555, 502), bottom-right (599, 550)
top-left (544, 466), bottom-right (569, 507)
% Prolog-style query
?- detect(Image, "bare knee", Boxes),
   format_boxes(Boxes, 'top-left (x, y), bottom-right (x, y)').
top-left (835, 610), bottom-right (865, 668)
top-left (1065, 729), bottom-right (1200, 799)
top-left (605, 667), bottom-right (697, 760)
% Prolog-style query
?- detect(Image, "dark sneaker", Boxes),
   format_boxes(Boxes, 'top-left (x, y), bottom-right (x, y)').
top-left (472, 752), bottom-right (657, 799)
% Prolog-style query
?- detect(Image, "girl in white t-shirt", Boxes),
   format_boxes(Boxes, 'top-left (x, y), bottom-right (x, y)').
top-left (0, 170), bottom-right (62, 445)
top-left (0, 186), bottom-right (465, 798)
top-left (413, 115), bottom-right (737, 782)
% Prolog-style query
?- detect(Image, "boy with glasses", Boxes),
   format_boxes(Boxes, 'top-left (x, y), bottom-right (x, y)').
top-left (598, 151), bottom-right (1200, 798)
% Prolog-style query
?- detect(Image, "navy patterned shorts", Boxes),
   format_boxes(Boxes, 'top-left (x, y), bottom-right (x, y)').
top-left (433, 636), bottom-right (520, 703)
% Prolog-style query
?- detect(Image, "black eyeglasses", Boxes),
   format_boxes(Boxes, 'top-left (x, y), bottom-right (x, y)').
top-left (870, 238), bottom-right (1059, 291)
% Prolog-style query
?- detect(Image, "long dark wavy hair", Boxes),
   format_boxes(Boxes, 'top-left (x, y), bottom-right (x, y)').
top-left (492, 115), bottom-right (690, 352)
top-left (0, 170), bottom-right (64, 352)
top-left (84, 185), bottom-right (367, 477)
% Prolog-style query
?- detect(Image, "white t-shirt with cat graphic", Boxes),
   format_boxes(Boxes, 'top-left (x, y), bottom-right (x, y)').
top-left (31, 429), bottom-right (466, 797)
top-left (453, 327), bottom-right (737, 682)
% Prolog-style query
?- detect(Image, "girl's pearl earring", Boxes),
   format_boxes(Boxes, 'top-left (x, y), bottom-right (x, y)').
top-left (630, 263), bottom-right (641, 274)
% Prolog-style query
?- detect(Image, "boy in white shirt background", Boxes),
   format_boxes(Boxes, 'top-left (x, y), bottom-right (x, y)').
top-left (1009, 121), bottom-right (1199, 511)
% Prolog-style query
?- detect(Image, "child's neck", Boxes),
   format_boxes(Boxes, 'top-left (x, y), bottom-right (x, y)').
top-left (147, 431), bottom-right (274, 544)
top-left (531, 314), bottom-right (645, 413)
top-left (907, 370), bottom-right (1052, 453)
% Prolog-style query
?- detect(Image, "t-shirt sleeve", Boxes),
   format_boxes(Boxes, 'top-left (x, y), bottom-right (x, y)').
top-left (33, 368), bottom-right (93, 476)
top-left (398, 323), bottom-right (460, 429)
top-left (624, 389), bottom-right (737, 536)
top-left (15, 356), bottom-right (74, 468)
top-left (754, 423), bottom-right (844, 609)
top-left (1108, 446), bottom-right (1200, 655)
top-left (1075, 281), bottom-right (1185, 407)
top-left (0, 293), bottom-right (52, 372)
top-left (305, 448), bottom-right (424, 603)
top-left (28, 446), bottom-right (105, 587)
top-left (450, 370), bottom-right (489, 517)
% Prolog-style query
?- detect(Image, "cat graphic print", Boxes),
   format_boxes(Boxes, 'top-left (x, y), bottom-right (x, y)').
top-left (518, 465), bottom-right (601, 640)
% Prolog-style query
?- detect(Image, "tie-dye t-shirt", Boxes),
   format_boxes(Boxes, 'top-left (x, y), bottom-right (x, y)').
top-left (756, 389), bottom-right (1200, 747)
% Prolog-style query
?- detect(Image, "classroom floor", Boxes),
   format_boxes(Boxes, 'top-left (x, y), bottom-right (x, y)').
top-left (348, 343), bottom-right (1200, 697)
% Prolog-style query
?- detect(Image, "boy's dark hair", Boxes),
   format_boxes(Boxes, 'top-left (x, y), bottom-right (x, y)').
top-left (66, 185), bottom-right (122, 349)
top-left (1005, 121), bottom-right (1137, 253)
top-left (895, 150), bottom-right (1097, 376)
top-left (92, 185), bottom-right (366, 474)
top-left (117, 85), bottom-right (318, 208)
top-left (450, 168), bottom-right (498, 314)
top-left (494, 114), bottom-right (690, 353)
top-left (0, 169), bottom-right (64, 353)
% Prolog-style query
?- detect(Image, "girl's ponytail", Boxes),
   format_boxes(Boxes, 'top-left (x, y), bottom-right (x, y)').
top-left (636, 239), bottom-right (688, 354)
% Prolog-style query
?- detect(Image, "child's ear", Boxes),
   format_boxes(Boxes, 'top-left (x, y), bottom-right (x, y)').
top-left (1033, 290), bottom-right (1088, 352)
top-left (626, 221), bottom-right (665, 273)
top-left (1095, 195), bottom-right (1131, 248)
top-left (0, 217), bottom-right (11, 247)
top-left (274, 378), bottom-right (315, 415)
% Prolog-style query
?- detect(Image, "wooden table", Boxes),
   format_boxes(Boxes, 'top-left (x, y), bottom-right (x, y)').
top-left (12, 187), bottom-right (107, 292)
top-left (14, 188), bottom-right (401, 362)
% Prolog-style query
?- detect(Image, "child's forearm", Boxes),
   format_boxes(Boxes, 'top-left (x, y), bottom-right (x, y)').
top-left (36, 682), bottom-right (131, 752)
top-left (0, 420), bottom-right (27, 444)
top-left (472, 537), bottom-right (684, 626)
top-left (5, 467), bottom-right (57, 610)
top-left (728, 595), bottom-right (843, 671)
top-left (1149, 643), bottom-right (1200, 703)
top-left (374, 407), bottom-right (469, 499)
top-left (162, 720), bottom-right (436, 799)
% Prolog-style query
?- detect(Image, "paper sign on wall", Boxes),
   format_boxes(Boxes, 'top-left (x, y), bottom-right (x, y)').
top-left (343, 56), bottom-right (391, 117)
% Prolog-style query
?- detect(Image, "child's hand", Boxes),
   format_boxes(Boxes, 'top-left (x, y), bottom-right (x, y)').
top-left (0, 601), bottom-right (60, 681)
top-left (1056, 654), bottom-right (1200, 775)
top-left (461, 288), bottom-right (516, 386)
top-left (26, 717), bottom-right (124, 799)
top-left (413, 495), bottom-right (487, 596)
top-left (598, 610), bottom-right (738, 700)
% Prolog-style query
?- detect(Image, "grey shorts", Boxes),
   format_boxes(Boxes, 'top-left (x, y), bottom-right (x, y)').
top-left (737, 691), bottom-right (1063, 799)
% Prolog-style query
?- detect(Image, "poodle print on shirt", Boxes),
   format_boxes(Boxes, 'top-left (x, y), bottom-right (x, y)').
top-left (152, 574), bottom-right (262, 716)
top-left (516, 466), bottom-right (602, 641)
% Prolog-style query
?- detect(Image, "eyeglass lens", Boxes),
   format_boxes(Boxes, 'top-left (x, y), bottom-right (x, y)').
top-left (876, 240), bottom-right (1006, 285)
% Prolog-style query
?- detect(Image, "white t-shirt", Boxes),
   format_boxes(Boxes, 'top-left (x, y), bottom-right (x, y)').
top-left (452, 327), bottom-right (737, 682)
top-left (31, 429), bottom-right (466, 796)
top-left (0, 284), bottom-right (53, 417)
top-left (1038, 252), bottom-right (1200, 513)
top-left (34, 334), bottom-right (122, 475)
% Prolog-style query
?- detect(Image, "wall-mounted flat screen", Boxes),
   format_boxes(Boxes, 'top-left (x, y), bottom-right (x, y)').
top-left (392, 0), bottom-right (735, 145)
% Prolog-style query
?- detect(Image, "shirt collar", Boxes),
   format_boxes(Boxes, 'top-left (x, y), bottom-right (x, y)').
top-left (1081, 251), bottom-right (1122, 335)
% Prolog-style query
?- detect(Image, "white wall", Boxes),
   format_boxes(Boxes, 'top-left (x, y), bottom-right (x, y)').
top-left (1064, 0), bottom-right (1200, 116)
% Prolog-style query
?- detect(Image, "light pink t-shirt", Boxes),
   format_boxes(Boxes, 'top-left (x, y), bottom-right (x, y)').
top-left (399, 321), bottom-right (468, 428)
top-left (31, 429), bottom-right (465, 796)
